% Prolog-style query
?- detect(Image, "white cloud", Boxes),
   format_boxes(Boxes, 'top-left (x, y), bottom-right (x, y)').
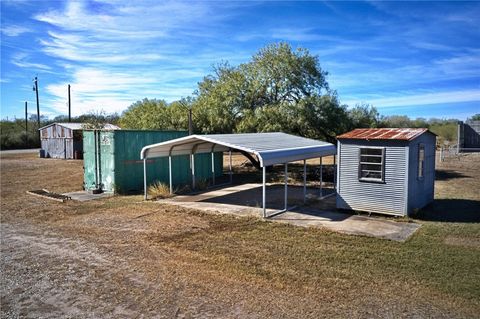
top-left (1, 25), bottom-right (31, 37)
top-left (43, 67), bottom-right (197, 116)
top-left (343, 89), bottom-right (480, 108)
top-left (11, 52), bottom-right (52, 71)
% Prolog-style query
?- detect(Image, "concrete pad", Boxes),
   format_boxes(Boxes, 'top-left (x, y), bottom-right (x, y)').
top-left (63, 191), bottom-right (113, 202)
top-left (270, 208), bottom-right (421, 242)
top-left (162, 183), bottom-right (421, 242)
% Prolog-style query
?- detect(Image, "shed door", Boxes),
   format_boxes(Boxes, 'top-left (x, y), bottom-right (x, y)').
top-left (99, 131), bottom-right (115, 192)
top-left (83, 132), bottom-right (96, 190)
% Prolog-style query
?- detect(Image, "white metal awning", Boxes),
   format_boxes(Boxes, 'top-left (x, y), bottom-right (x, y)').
top-left (140, 132), bottom-right (336, 167)
top-left (140, 132), bottom-right (337, 218)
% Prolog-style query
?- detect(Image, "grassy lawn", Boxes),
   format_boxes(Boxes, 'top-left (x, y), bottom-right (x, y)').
top-left (1, 152), bottom-right (479, 318)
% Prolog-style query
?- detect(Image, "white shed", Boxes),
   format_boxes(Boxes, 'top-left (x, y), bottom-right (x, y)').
top-left (39, 123), bottom-right (119, 159)
top-left (336, 128), bottom-right (436, 216)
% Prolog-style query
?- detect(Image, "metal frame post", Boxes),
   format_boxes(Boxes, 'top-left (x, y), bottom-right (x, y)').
top-left (143, 158), bottom-right (147, 200)
top-left (303, 160), bottom-right (307, 204)
top-left (168, 155), bottom-right (173, 194)
top-left (284, 163), bottom-right (288, 210)
top-left (191, 153), bottom-right (196, 189)
top-left (262, 166), bottom-right (266, 218)
top-left (229, 149), bottom-right (232, 184)
top-left (211, 151), bottom-right (215, 186)
top-left (333, 154), bottom-right (337, 190)
top-left (319, 157), bottom-right (323, 198)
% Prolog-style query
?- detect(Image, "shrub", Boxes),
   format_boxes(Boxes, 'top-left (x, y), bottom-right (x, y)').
top-left (147, 181), bottom-right (172, 199)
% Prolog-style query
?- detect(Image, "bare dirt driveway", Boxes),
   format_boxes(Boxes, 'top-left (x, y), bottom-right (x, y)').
top-left (1, 152), bottom-right (479, 318)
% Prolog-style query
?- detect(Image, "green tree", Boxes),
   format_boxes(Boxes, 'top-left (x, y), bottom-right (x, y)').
top-left (192, 42), bottom-right (345, 141)
top-left (468, 113), bottom-right (480, 121)
top-left (379, 115), bottom-right (413, 128)
top-left (119, 98), bottom-right (170, 129)
top-left (347, 103), bottom-right (380, 129)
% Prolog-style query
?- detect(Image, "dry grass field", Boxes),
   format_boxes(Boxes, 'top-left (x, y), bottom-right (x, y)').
top-left (1, 152), bottom-right (479, 318)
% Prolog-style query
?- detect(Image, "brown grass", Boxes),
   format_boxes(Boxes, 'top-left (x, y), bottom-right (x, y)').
top-left (1, 151), bottom-right (479, 318)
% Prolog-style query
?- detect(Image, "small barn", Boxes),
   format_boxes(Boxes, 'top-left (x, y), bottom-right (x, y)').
top-left (336, 128), bottom-right (436, 216)
top-left (39, 123), bottom-right (119, 159)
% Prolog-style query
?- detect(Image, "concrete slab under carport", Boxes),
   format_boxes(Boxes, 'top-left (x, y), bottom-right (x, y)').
top-left (162, 183), bottom-right (421, 242)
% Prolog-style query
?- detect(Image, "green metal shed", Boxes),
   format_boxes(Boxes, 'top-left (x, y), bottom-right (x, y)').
top-left (83, 130), bottom-right (223, 193)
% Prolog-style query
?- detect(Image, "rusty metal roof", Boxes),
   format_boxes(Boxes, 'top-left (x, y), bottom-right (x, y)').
top-left (337, 128), bottom-right (431, 141)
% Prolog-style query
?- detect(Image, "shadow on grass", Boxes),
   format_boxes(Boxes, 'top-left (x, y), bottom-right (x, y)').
top-left (415, 199), bottom-right (480, 223)
top-left (435, 169), bottom-right (470, 181)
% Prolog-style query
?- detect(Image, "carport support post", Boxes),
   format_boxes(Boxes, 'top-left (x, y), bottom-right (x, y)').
top-left (229, 149), bottom-right (232, 184)
top-left (333, 155), bottom-right (337, 190)
top-left (168, 155), bottom-right (173, 194)
top-left (211, 151), bottom-right (215, 186)
top-left (191, 153), bottom-right (196, 190)
top-left (303, 160), bottom-right (307, 204)
top-left (262, 166), bottom-right (266, 218)
top-left (143, 158), bottom-right (147, 200)
top-left (319, 157), bottom-right (323, 198)
top-left (284, 163), bottom-right (288, 210)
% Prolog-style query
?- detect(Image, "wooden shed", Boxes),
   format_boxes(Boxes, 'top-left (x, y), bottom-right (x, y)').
top-left (336, 128), bottom-right (436, 216)
top-left (39, 123), bottom-right (119, 159)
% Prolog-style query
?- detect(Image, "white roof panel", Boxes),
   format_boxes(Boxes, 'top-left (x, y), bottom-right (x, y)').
top-left (141, 132), bottom-right (336, 167)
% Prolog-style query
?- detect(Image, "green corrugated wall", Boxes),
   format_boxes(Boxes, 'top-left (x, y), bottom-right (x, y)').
top-left (83, 130), bottom-right (223, 193)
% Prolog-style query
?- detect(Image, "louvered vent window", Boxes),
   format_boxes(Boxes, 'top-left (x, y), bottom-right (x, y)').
top-left (418, 144), bottom-right (425, 179)
top-left (358, 147), bottom-right (385, 182)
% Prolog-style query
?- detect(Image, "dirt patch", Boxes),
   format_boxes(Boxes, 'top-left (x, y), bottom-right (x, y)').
top-left (1, 152), bottom-right (480, 318)
top-left (444, 236), bottom-right (480, 249)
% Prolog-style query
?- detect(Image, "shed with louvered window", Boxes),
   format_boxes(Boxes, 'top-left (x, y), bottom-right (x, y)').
top-left (336, 128), bottom-right (436, 216)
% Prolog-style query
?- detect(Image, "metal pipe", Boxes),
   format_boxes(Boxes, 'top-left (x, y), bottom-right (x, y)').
top-left (303, 159), bottom-right (307, 204)
top-left (24, 101), bottom-right (28, 148)
top-left (191, 153), bottom-right (196, 189)
top-left (319, 157), bottom-right (323, 198)
top-left (229, 149), bottom-right (232, 184)
top-left (211, 151), bottom-right (215, 186)
top-left (333, 154), bottom-right (337, 190)
top-left (94, 130), bottom-right (99, 188)
top-left (168, 155), bottom-right (173, 194)
top-left (284, 163), bottom-right (288, 211)
top-left (68, 84), bottom-right (71, 122)
top-left (262, 166), bottom-right (266, 218)
top-left (211, 144), bottom-right (216, 186)
top-left (143, 158), bottom-right (147, 200)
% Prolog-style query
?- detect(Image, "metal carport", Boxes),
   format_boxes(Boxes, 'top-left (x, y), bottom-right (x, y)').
top-left (140, 132), bottom-right (336, 218)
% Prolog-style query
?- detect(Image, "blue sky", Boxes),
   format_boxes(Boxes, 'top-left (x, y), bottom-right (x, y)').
top-left (1, 1), bottom-right (479, 120)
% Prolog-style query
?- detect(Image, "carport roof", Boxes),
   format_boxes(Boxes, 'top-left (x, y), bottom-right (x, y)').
top-left (140, 132), bottom-right (336, 167)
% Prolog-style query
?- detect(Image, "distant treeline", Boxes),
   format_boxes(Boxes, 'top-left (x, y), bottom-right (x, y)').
top-left (0, 113), bottom-right (120, 150)
top-left (2, 43), bottom-right (477, 150)
top-left (1, 105), bottom-right (470, 150)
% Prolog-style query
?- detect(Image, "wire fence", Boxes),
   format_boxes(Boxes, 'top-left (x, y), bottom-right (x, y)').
top-left (439, 144), bottom-right (480, 162)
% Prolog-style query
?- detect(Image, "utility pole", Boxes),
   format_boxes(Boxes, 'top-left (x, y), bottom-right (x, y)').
top-left (25, 101), bottom-right (28, 148)
top-left (68, 84), bottom-right (71, 122)
top-left (33, 77), bottom-right (40, 142)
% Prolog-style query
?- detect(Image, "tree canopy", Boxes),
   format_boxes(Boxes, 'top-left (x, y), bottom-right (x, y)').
top-left (116, 42), bottom-right (461, 145)
top-left (191, 42), bottom-right (349, 142)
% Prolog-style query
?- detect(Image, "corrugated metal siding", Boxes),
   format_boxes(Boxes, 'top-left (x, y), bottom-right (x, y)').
top-left (407, 133), bottom-right (436, 214)
top-left (84, 130), bottom-right (223, 193)
top-left (40, 124), bottom-right (80, 159)
top-left (337, 139), bottom-right (408, 216)
top-left (41, 138), bottom-right (73, 159)
top-left (114, 130), bottom-right (189, 193)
